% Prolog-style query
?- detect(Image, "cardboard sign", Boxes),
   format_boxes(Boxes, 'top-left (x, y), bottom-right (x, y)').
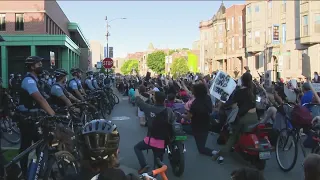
top-left (209, 71), bottom-right (237, 103)
top-left (312, 83), bottom-right (320, 92)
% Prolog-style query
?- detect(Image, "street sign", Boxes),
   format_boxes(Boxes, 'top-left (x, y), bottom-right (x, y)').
top-left (109, 47), bottom-right (114, 58)
top-left (97, 62), bottom-right (102, 69)
top-left (103, 58), bottom-right (113, 69)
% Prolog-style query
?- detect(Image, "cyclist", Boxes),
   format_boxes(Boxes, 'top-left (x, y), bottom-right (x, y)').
top-left (39, 70), bottom-right (51, 100)
top-left (68, 68), bottom-right (85, 101)
top-left (50, 68), bottom-right (81, 107)
top-left (92, 72), bottom-right (101, 89)
top-left (64, 119), bottom-right (147, 180)
top-left (18, 56), bottom-right (55, 178)
top-left (84, 70), bottom-right (95, 91)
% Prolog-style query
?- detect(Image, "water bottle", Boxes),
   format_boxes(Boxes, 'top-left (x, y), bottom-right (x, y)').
top-left (27, 159), bottom-right (37, 180)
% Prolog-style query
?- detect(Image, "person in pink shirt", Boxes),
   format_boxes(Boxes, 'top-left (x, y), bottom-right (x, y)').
top-left (134, 90), bottom-right (175, 174)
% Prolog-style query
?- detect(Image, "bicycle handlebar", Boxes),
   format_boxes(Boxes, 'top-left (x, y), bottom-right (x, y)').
top-left (139, 158), bottom-right (168, 180)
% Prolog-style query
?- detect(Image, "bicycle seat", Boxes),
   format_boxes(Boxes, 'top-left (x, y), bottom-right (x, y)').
top-left (243, 122), bottom-right (263, 133)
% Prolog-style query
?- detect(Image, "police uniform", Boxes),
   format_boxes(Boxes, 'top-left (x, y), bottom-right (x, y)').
top-left (18, 73), bottom-right (41, 176)
top-left (51, 83), bottom-right (70, 107)
top-left (68, 78), bottom-right (83, 97)
top-left (84, 78), bottom-right (95, 90)
top-left (92, 78), bottom-right (100, 89)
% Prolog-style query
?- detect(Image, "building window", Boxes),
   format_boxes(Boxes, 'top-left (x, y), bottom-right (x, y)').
top-left (219, 42), bottom-right (223, 49)
top-left (268, 0), bottom-right (272, 9)
top-left (239, 36), bottom-right (242, 48)
top-left (15, 13), bottom-right (24, 31)
top-left (0, 14), bottom-right (5, 31)
top-left (255, 31), bottom-right (260, 44)
top-left (232, 17), bottom-right (234, 30)
top-left (239, 16), bottom-right (242, 30)
top-left (282, 0), bottom-right (286, 13)
top-left (282, 23), bottom-right (286, 44)
top-left (248, 30), bottom-right (252, 46)
top-left (219, 24), bottom-right (223, 34)
top-left (231, 37), bottom-right (235, 50)
top-left (303, 15), bottom-right (308, 36)
top-left (315, 13), bottom-right (320, 33)
top-left (273, 25), bottom-right (280, 42)
top-left (255, 55), bottom-right (259, 69)
top-left (247, 6), bottom-right (251, 15)
top-left (255, 5), bottom-right (259, 13)
top-left (227, 19), bottom-right (230, 30)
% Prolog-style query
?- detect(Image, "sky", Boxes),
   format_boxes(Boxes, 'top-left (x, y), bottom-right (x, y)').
top-left (58, 1), bottom-right (243, 58)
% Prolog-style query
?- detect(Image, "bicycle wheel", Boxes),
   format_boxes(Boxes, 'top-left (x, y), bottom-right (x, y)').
top-left (275, 128), bottom-right (298, 172)
top-left (1, 119), bottom-right (20, 144)
top-left (43, 151), bottom-right (79, 180)
top-left (113, 93), bottom-right (119, 104)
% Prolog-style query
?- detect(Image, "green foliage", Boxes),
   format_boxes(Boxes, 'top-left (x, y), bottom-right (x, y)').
top-left (182, 48), bottom-right (189, 50)
top-left (99, 66), bottom-right (114, 74)
top-left (171, 57), bottom-right (189, 78)
top-left (147, 51), bottom-right (165, 74)
top-left (169, 49), bottom-right (178, 55)
top-left (120, 59), bottom-right (139, 75)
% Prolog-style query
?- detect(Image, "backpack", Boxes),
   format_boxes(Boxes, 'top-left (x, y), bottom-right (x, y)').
top-left (291, 105), bottom-right (312, 128)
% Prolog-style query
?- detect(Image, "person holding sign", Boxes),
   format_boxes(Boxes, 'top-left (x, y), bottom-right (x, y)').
top-left (213, 73), bottom-right (258, 164)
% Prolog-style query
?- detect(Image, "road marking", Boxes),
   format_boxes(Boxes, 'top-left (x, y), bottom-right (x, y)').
top-left (111, 116), bottom-right (131, 121)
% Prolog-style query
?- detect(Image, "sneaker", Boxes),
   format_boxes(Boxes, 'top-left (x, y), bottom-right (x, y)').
top-left (211, 150), bottom-right (219, 161)
top-left (217, 156), bottom-right (224, 164)
top-left (138, 165), bottom-right (150, 174)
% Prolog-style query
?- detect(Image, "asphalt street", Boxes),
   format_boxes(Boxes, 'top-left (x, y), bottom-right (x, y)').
top-left (110, 96), bottom-right (305, 180)
top-left (1, 93), bottom-right (306, 180)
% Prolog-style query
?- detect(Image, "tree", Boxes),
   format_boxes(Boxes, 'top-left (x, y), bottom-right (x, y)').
top-left (147, 51), bottom-right (165, 74)
top-left (170, 57), bottom-right (189, 78)
top-left (120, 59), bottom-right (139, 75)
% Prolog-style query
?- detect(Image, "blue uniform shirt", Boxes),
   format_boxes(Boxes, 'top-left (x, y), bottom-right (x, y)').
top-left (85, 79), bottom-right (95, 90)
top-left (18, 73), bottom-right (39, 111)
top-left (69, 78), bottom-right (79, 90)
top-left (51, 83), bottom-right (65, 97)
top-left (93, 79), bottom-right (100, 89)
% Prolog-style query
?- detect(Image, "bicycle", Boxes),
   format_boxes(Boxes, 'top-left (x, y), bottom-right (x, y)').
top-left (0, 96), bottom-right (20, 144)
top-left (275, 103), bottom-right (320, 172)
top-left (139, 158), bottom-right (168, 180)
top-left (1, 114), bottom-right (79, 180)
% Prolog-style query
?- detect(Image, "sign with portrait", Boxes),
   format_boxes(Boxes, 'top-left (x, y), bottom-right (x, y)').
top-left (209, 71), bottom-right (237, 103)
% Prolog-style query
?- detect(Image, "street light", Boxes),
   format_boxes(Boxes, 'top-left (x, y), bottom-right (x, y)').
top-left (105, 16), bottom-right (127, 58)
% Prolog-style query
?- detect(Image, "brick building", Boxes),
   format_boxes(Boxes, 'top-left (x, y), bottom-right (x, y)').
top-left (0, 0), bottom-right (89, 87)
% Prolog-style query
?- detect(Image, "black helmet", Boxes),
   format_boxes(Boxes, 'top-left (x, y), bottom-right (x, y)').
top-left (81, 119), bottom-right (120, 161)
top-left (41, 70), bottom-right (50, 76)
top-left (25, 56), bottom-right (43, 67)
top-left (86, 70), bottom-right (93, 76)
top-left (54, 69), bottom-right (68, 77)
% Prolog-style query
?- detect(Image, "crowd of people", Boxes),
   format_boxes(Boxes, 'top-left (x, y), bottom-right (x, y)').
top-left (115, 66), bottom-right (320, 180)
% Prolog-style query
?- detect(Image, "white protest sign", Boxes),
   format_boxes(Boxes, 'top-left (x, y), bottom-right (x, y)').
top-left (312, 83), bottom-right (320, 92)
top-left (209, 71), bottom-right (237, 103)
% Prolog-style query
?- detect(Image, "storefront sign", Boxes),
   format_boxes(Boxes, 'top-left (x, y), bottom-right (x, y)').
top-left (209, 71), bottom-right (237, 103)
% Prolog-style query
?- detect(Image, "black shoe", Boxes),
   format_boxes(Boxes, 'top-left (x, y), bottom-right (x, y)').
top-left (138, 165), bottom-right (150, 174)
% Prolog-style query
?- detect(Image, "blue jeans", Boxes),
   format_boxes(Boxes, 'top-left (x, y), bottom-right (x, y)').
top-left (134, 140), bottom-right (164, 169)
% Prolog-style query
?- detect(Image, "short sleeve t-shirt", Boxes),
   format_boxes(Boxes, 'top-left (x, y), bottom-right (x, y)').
top-left (233, 88), bottom-right (256, 117)
top-left (51, 84), bottom-right (65, 97)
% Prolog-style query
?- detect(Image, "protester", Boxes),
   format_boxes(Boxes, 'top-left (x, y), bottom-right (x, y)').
top-left (303, 154), bottom-right (320, 180)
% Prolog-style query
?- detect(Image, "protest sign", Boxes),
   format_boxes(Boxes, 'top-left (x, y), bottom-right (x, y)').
top-left (209, 71), bottom-right (237, 103)
top-left (312, 83), bottom-right (320, 92)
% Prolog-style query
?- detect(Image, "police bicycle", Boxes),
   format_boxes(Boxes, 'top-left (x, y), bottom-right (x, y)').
top-left (1, 114), bottom-right (79, 180)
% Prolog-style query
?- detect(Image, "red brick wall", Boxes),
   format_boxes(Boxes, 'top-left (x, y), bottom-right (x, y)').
top-left (0, 0), bottom-right (70, 35)
top-left (226, 5), bottom-right (245, 54)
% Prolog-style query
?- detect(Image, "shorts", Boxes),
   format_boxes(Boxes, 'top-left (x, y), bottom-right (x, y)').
top-left (138, 108), bottom-right (145, 118)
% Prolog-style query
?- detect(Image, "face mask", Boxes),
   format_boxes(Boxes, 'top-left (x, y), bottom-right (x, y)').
top-left (45, 75), bottom-right (49, 80)
top-left (34, 67), bottom-right (43, 75)
top-left (90, 75), bottom-right (93, 79)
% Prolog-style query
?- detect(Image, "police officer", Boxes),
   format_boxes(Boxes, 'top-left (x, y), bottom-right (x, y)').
top-left (18, 56), bottom-right (55, 178)
top-left (84, 70), bottom-right (95, 91)
top-left (68, 68), bottom-right (85, 101)
top-left (92, 72), bottom-right (101, 89)
top-left (39, 70), bottom-right (51, 99)
top-left (51, 69), bottom-right (80, 107)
